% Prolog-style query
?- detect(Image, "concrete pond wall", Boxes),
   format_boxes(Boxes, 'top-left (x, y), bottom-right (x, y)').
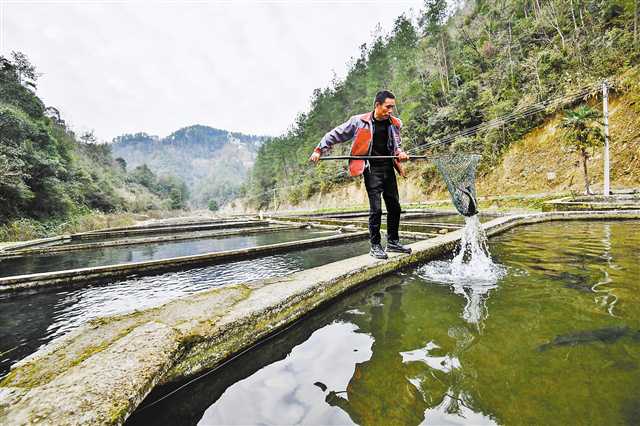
top-left (0, 225), bottom-right (305, 257)
top-left (543, 194), bottom-right (640, 212)
top-left (0, 230), bottom-right (369, 294)
top-left (1, 210), bottom-right (639, 425)
top-left (0, 220), bottom-right (272, 253)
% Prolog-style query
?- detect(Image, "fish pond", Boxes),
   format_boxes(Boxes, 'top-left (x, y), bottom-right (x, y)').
top-left (402, 213), bottom-right (496, 225)
top-left (0, 228), bottom-right (335, 278)
top-left (0, 238), bottom-right (374, 378)
top-left (129, 220), bottom-right (640, 425)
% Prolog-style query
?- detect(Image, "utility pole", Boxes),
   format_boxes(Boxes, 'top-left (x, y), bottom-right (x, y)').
top-left (602, 81), bottom-right (610, 196)
top-left (270, 188), bottom-right (277, 212)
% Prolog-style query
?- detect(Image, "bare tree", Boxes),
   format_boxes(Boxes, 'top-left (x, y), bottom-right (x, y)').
top-left (544, 1), bottom-right (566, 49)
top-left (79, 131), bottom-right (97, 145)
top-left (635, 0), bottom-right (638, 43)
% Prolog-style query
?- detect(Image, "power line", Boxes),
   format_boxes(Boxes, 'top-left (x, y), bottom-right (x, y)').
top-left (243, 80), bottom-right (607, 205)
top-left (405, 82), bottom-right (602, 154)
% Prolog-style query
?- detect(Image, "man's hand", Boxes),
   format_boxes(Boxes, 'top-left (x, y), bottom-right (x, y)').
top-left (309, 151), bottom-right (321, 164)
top-left (397, 151), bottom-right (409, 162)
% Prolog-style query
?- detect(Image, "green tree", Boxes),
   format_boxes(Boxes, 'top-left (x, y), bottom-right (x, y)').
top-left (0, 51), bottom-right (192, 231)
top-left (560, 106), bottom-right (605, 195)
top-left (115, 157), bottom-right (127, 171)
top-left (208, 199), bottom-right (219, 212)
top-left (247, 0), bottom-right (640, 206)
top-left (130, 164), bottom-right (156, 188)
top-left (156, 175), bottom-right (189, 210)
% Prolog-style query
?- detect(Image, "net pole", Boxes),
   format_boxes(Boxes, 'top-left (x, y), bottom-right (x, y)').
top-left (603, 81), bottom-right (611, 196)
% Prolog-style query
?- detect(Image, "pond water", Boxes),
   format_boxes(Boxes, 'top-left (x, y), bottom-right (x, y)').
top-left (0, 239), bottom-right (372, 378)
top-left (128, 220), bottom-right (640, 425)
top-left (402, 213), bottom-right (496, 225)
top-left (0, 229), bottom-right (335, 278)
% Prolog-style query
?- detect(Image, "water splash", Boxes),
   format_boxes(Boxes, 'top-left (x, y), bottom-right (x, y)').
top-left (417, 215), bottom-right (506, 326)
top-left (592, 224), bottom-right (618, 316)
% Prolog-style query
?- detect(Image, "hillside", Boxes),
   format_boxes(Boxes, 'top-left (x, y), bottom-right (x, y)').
top-left (244, 0), bottom-right (640, 210)
top-left (112, 126), bottom-right (265, 208)
top-left (0, 52), bottom-right (175, 233)
top-left (477, 80), bottom-right (640, 198)
top-left (229, 68), bottom-right (640, 213)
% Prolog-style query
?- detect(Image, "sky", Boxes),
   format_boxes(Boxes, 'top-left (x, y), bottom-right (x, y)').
top-left (1, 0), bottom-right (425, 141)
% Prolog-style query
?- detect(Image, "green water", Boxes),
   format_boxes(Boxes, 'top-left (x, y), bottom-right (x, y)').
top-left (129, 220), bottom-right (640, 425)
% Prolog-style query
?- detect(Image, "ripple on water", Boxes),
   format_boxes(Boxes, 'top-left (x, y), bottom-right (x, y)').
top-left (43, 255), bottom-right (297, 341)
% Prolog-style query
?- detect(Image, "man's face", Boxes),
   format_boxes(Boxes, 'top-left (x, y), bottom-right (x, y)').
top-left (375, 98), bottom-right (396, 119)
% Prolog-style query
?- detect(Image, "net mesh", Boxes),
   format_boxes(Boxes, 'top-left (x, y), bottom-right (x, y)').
top-left (432, 153), bottom-right (481, 217)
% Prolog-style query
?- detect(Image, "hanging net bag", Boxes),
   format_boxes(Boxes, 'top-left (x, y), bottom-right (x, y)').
top-left (432, 153), bottom-right (481, 217)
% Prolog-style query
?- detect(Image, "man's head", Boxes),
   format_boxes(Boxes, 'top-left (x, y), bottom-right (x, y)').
top-left (373, 90), bottom-right (396, 120)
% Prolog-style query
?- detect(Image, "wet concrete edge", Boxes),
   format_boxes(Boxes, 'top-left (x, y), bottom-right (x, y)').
top-left (0, 225), bottom-right (306, 257)
top-left (0, 210), bottom-right (638, 425)
top-left (271, 215), bottom-right (456, 235)
top-left (72, 221), bottom-right (271, 241)
top-left (0, 231), bottom-right (369, 294)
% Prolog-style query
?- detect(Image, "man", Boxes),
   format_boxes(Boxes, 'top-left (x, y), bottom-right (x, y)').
top-left (309, 90), bottom-right (412, 259)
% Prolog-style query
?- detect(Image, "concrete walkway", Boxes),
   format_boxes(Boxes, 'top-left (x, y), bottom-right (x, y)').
top-left (1, 211), bottom-right (638, 425)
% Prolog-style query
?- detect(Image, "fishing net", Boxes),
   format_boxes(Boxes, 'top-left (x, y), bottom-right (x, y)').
top-left (432, 153), bottom-right (481, 217)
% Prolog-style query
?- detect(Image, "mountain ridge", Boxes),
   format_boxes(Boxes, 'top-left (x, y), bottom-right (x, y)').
top-left (111, 124), bottom-right (268, 208)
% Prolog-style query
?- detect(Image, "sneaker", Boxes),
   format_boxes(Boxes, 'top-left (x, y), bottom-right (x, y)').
top-left (387, 239), bottom-right (412, 254)
top-left (369, 243), bottom-right (388, 259)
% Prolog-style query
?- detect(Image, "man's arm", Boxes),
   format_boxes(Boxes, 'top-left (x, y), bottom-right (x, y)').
top-left (391, 118), bottom-right (408, 161)
top-left (309, 117), bottom-right (357, 163)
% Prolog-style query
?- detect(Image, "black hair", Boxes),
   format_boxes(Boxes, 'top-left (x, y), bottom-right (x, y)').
top-left (374, 90), bottom-right (395, 106)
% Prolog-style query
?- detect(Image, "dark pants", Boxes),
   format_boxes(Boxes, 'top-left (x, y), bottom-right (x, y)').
top-left (363, 162), bottom-right (401, 245)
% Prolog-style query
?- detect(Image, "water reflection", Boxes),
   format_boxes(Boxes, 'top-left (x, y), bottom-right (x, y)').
top-left (593, 223), bottom-right (618, 316)
top-left (321, 282), bottom-right (498, 424)
top-left (130, 275), bottom-right (495, 425)
top-left (324, 290), bottom-right (428, 425)
top-left (129, 220), bottom-right (640, 426)
top-left (422, 390), bottom-right (496, 425)
top-left (200, 323), bottom-right (372, 425)
top-left (0, 240), bottom-right (370, 378)
top-left (0, 229), bottom-right (328, 278)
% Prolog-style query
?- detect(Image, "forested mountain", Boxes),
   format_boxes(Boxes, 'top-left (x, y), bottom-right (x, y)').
top-left (0, 53), bottom-right (188, 231)
top-left (247, 0), bottom-right (640, 208)
top-left (112, 126), bottom-right (264, 208)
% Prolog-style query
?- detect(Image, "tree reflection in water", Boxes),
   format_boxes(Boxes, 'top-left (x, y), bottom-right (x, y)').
top-left (324, 283), bottom-right (495, 425)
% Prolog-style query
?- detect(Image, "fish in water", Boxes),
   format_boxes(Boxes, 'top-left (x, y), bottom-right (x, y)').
top-left (563, 283), bottom-right (593, 293)
top-left (384, 284), bottom-right (402, 292)
top-left (538, 326), bottom-right (636, 352)
top-left (552, 271), bottom-right (594, 293)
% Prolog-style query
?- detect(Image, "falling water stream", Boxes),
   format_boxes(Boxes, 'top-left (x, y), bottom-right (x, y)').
top-left (417, 215), bottom-right (506, 326)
